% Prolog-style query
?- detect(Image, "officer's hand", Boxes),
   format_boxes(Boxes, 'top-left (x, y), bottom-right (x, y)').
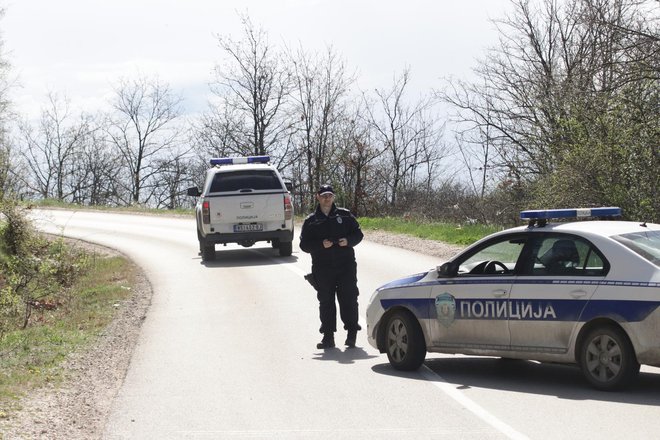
top-left (322, 239), bottom-right (334, 248)
top-left (338, 238), bottom-right (348, 247)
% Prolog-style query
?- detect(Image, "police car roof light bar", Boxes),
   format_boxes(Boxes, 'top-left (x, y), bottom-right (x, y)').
top-left (210, 156), bottom-right (270, 166)
top-left (520, 207), bottom-right (622, 223)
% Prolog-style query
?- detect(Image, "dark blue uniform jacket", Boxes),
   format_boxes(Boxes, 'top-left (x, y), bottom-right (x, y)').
top-left (299, 204), bottom-right (364, 268)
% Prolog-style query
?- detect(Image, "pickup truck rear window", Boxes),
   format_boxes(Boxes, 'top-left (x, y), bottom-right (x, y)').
top-left (210, 170), bottom-right (283, 192)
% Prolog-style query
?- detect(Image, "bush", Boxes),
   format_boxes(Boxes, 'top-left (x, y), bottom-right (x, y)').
top-left (0, 202), bottom-right (89, 337)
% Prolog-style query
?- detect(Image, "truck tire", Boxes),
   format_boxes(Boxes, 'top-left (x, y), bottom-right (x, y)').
top-left (278, 241), bottom-right (292, 257)
top-left (201, 242), bottom-right (216, 262)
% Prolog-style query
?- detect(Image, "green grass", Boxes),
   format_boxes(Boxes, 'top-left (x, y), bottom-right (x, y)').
top-left (359, 216), bottom-right (501, 246)
top-left (29, 198), bottom-right (193, 217)
top-left (0, 255), bottom-right (136, 416)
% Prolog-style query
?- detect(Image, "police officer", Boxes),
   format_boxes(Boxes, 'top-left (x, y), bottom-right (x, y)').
top-left (300, 184), bottom-right (364, 349)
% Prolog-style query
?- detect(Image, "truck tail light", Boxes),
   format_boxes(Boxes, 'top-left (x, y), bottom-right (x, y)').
top-left (202, 200), bottom-right (211, 224)
top-left (284, 194), bottom-right (292, 220)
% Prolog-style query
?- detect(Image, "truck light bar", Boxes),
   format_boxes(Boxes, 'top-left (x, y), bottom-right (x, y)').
top-left (520, 207), bottom-right (622, 220)
top-left (210, 156), bottom-right (270, 166)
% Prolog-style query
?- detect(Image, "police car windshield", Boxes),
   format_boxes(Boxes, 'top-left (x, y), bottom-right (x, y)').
top-left (613, 230), bottom-right (660, 266)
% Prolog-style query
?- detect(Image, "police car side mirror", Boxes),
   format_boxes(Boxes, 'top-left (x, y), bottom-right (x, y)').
top-left (284, 180), bottom-right (294, 192)
top-left (437, 262), bottom-right (458, 278)
top-left (187, 187), bottom-right (201, 197)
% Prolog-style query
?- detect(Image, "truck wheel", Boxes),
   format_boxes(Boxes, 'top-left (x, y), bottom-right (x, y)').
top-left (579, 325), bottom-right (639, 390)
top-left (278, 241), bottom-right (292, 257)
top-left (201, 243), bottom-right (216, 261)
top-left (197, 230), bottom-right (204, 253)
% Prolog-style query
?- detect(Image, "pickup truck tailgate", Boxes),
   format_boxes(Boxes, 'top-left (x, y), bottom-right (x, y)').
top-left (207, 192), bottom-right (285, 232)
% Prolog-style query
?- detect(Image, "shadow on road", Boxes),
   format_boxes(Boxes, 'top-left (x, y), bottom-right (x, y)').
top-left (195, 246), bottom-right (299, 268)
top-left (312, 346), bottom-right (378, 364)
top-left (371, 355), bottom-right (660, 405)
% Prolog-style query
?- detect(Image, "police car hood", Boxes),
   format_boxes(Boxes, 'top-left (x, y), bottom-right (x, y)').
top-left (376, 268), bottom-right (437, 291)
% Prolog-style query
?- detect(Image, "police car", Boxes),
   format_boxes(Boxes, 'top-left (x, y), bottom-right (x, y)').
top-left (366, 208), bottom-right (660, 390)
top-left (187, 156), bottom-right (294, 261)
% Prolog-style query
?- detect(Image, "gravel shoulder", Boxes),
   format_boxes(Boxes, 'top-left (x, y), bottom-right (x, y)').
top-left (0, 231), bottom-right (462, 440)
top-left (0, 240), bottom-right (152, 440)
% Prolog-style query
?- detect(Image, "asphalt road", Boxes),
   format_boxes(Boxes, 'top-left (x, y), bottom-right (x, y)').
top-left (31, 209), bottom-right (660, 439)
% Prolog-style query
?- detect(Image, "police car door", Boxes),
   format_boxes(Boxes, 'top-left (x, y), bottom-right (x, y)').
top-left (431, 234), bottom-right (527, 351)
top-left (508, 234), bottom-right (603, 355)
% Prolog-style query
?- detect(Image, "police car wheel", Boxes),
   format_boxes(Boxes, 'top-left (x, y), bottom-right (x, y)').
top-left (278, 241), bottom-right (292, 256)
top-left (579, 326), bottom-right (639, 391)
top-left (384, 311), bottom-right (426, 371)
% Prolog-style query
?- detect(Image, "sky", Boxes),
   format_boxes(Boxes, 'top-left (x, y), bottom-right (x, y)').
top-left (2, 0), bottom-right (513, 120)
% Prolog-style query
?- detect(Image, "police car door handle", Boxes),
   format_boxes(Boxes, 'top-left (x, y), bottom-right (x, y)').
top-left (492, 289), bottom-right (508, 297)
top-left (570, 289), bottom-right (588, 298)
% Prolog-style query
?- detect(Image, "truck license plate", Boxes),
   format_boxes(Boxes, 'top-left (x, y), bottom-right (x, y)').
top-left (233, 223), bottom-right (263, 232)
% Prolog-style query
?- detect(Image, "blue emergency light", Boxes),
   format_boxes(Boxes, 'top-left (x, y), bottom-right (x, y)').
top-left (210, 155), bottom-right (270, 166)
top-left (520, 207), bottom-right (622, 220)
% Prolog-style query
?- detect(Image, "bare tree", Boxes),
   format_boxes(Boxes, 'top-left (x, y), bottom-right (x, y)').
top-left (193, 105), bottom-right (245, 158)
top-left (18, 94), bottom-right (93, 201)
top-left (67, 126), bottom-right (123, 206)
top-left (446, 84), bottom-right (500, 201)
top-left (0, 7), bottom-right (12, 148)
top-left (205, 14), bottom-right (292, 158)
top-left (287, 45), bottom-right (355, 211)
top-left (440, 0), bottom-right (659, 220)
top-left (151, 154), bottom-right (197, 209)
top-left (334, 110), bottom-right (383, 216)
top-left (366, 69), bottom-right (447, 209)
top-left (106, 76), bottom-right (185, 206)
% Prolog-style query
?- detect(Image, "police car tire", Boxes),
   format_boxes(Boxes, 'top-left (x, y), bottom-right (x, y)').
top-left (278, 241), bottom-right (292, 256)
top-left (384, 310), bottom-right (426, 371)
top-left (201, 243), bottom-right (216, 262)
top-left (579, 325), bottom-right (640, 391)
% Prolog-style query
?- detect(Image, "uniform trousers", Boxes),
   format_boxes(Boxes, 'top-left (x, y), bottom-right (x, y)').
top-left (313, 263), bottom-right (361, 334)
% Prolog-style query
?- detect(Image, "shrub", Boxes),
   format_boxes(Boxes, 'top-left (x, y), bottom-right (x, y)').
top-left (0, 203), bottom-right (89, 336)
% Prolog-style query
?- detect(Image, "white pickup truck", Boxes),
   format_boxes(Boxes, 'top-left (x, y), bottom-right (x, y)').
top-left (187, 156), bottom-right (294, 261)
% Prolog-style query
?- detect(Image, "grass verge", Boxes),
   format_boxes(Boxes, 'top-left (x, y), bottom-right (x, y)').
top-left (359, 216), bottom-right (501, 245)
top-left (0, 253), bottom-right (136, 418)
top-left (29, 199), bottom-right (192, 217)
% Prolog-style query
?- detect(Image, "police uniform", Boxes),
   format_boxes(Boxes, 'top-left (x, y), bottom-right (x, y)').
top-left (300, 199), bottom-right (364, 348)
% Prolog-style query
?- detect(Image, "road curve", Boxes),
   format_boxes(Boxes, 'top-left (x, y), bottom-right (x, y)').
top-left (31, 209), bottom-right (660, 440)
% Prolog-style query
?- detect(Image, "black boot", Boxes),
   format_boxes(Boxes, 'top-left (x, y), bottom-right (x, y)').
top-left (316, 332), bottom-right (335, 349)
top-left (345, 330), bottom-right (357, 348)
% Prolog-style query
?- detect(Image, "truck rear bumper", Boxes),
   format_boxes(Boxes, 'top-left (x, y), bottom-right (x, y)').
top-left (201, 229), bottom-right (293, 245)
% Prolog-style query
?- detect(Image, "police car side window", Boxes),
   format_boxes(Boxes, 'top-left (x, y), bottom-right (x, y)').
top-left (458, 236), bottom-right (526, 276)
top-left (533, 236), bottom-right (606, 276)
top-left (582, 245), bottom-right (607, 275)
